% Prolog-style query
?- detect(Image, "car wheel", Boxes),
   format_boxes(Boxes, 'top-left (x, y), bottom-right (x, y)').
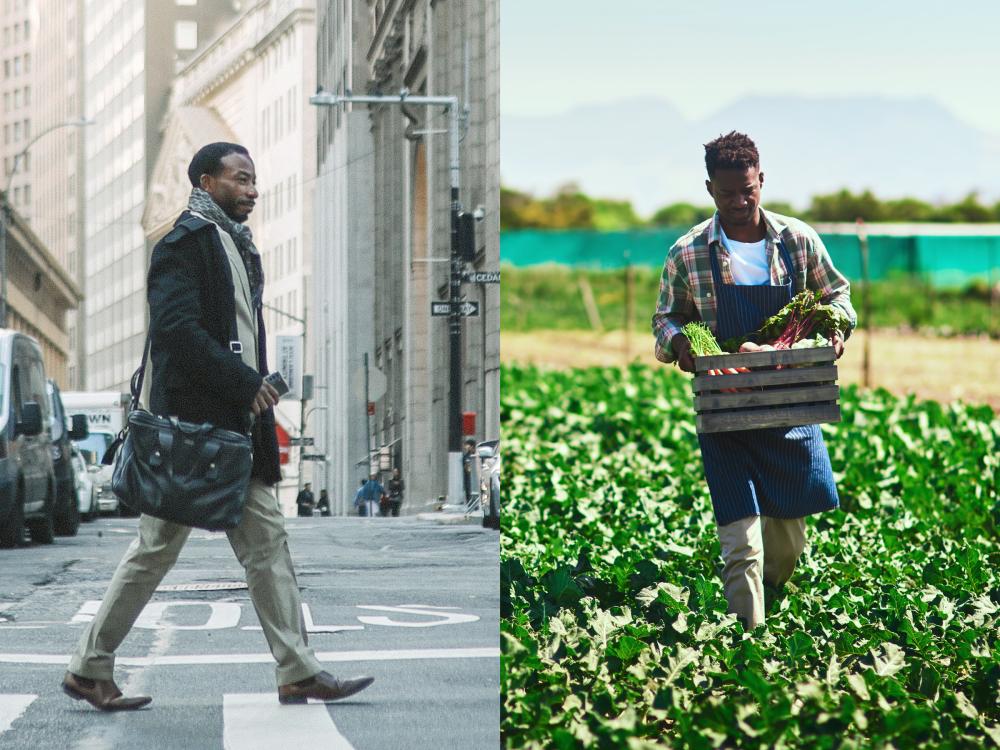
top-left (55, 486), bottom-right (80, 536)
top-left (27, 484), bottom-right (56, 545)
top-left (83, 489), bottom-right (97, 522)
top-left (0, 495), bottom-right (26, 548)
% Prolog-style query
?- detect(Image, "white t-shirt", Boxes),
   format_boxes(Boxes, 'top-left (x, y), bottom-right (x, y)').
top-left (720, 229), bottom-right (770, 285)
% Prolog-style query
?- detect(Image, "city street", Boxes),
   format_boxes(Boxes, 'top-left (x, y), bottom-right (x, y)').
top-left (0, 515), bottom-right (499, 749)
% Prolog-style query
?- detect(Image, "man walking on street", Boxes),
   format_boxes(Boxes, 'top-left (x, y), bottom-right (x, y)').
top-left (61, 143), bottom-right (374, 711)
top-left (387, 468), bottom-right (404, 517)
top-left (652, 131), bottom-right (855, 631)
top-left (462, 438), bottom-right (477, 506)
top-left (296, 482), bottom-right (315, 517)
top-left (355, 473), bottom-right (384, 518)
top-left (317, 489), bottom-right (331, 517)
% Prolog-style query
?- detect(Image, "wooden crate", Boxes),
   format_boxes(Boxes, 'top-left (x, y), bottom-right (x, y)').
top-left (692, 346), bottom-right (841, 434)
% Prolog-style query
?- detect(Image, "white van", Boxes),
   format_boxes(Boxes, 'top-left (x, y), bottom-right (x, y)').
top-left (60, 391), bottom-right (129, 515)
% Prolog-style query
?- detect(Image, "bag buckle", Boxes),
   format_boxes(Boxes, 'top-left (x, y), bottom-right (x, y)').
top-left (230, 341), bottom-right (243, 354)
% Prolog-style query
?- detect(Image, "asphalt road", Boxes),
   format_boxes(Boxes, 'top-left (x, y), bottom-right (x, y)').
top-left (0, 514), bottom-right (500, 749)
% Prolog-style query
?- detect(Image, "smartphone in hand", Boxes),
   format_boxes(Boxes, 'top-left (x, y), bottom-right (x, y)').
top-left (264, 370), bottom-right (290, 398)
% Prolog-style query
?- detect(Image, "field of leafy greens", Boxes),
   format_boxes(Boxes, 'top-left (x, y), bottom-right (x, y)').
top-left (501, 363), bottom-right (1000, 749)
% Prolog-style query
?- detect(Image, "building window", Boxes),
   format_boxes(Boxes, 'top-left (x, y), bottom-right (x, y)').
top-left (13, 88), bottom-right (20, 108)
top-left (23, 85), bottom-right (29, 105)
top-left (174, 20), bottom-right (197, 51)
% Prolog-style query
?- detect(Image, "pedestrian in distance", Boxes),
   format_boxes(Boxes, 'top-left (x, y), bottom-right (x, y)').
top-left (61, 142), bottom-right (373, 711)
top-left (355, 473), bottom-right (384, 518)
top-left (462, 438), bottom-right (477, 506)
top-left (295, 482), bottom-right (315, 517)
top-left (652, 131), bottom-right (856, 631)
top-left (387, 468), bottom-right (404, 517)
top-left (317, 489), bottom-right (331, 517)
top-left (353, 478), bottom-right (367, 516)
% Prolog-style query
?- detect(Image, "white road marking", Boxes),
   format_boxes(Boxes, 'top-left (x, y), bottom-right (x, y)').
top-left (224, 693), bottom-right (354, 750)
top-left (355, 604), bottom-right (480, 627)
top-left (242, 603), bottom-right (364, 633)
top-left (70, 600), bottom-right (101, 624)
top-left (0, 646), bottom-right (499, 666)
top-left (0, 694), bottom-right (36, 734)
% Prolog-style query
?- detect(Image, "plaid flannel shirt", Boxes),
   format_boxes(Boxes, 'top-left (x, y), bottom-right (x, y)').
top-left (652, 209), bottom-right (857, 363)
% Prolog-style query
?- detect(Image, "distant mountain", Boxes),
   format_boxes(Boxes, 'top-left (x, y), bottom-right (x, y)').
top-left (501, 96), bottom-right (1000, 215)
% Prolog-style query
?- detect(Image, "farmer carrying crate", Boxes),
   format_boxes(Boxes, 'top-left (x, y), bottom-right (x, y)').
top-left (651, 131), bottom-right (857, 630)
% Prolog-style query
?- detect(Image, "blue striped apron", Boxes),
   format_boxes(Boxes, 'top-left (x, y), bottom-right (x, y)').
top-left (697, 239), bottom-right (839, 527)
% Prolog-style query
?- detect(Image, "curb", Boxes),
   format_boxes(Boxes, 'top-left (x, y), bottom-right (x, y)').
top-left (415, 512), bottom-right (481, 525)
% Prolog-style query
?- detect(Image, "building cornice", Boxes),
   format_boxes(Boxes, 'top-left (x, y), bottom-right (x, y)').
top-left (2, 200), bottom-right (83, 307)
top-left (170, 2), bottom-right (316, 109)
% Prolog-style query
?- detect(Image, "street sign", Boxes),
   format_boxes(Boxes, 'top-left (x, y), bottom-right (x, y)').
top-left (289, 437), bottom-right (314, 447)
top-left (463, 270), bottom-right (500, 284)
top-left (431, 301), bottom-right (479, 317)
top-left (301, 453), bottom-right (327, 461)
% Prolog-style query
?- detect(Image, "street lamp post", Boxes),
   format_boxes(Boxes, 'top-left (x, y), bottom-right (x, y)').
top-left (0, 117), bottom-right (94, 327)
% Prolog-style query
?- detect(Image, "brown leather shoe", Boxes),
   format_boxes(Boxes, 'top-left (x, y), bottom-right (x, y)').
top-left (62, 671), bottom-right (152, 711)
top-left (278, 671), bottom-right (374, 704)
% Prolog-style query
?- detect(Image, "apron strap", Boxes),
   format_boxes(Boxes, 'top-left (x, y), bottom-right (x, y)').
top-left (776, 236), bottom-right (798, 294)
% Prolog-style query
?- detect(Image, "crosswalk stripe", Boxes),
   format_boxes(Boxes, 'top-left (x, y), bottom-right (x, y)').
top-left (0, 646), bottom-right (499, 666)
top-left (0, 694), bottom-right (36, 735)
top-left (223, 693), bottom-right (354, 749)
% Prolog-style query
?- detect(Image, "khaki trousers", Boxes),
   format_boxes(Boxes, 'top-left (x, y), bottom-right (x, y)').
top-left (68, 479), bottom-right (323, 686)
top-left (716, 515), bottom-right (807, 630)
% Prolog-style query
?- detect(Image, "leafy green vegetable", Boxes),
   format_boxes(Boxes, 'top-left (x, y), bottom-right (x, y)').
top-left (680, 321), bottom-right (723, 357)
top-left (722, 291), bottom-right (852, 352)
top-left (501, 362), bottom-right (1000, 749)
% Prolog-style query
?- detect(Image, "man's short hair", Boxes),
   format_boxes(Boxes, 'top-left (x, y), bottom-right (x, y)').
top-left (704, 131), bottom-right (759, 177)
top-left (187, 142), bottom-right (250, 187)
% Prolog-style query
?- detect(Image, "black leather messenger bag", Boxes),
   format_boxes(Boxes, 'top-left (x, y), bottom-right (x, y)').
top-left (103, 332), bottom-right (252, 531)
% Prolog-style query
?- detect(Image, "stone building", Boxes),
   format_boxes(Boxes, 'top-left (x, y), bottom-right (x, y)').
top-left (313, 0), bottom-right (500, 514)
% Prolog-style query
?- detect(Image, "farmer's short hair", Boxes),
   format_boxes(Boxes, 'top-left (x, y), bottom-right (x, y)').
top-left (704, 131), bottom-right (759, 177)
top-left (187, 142), bottom-right (250, 187)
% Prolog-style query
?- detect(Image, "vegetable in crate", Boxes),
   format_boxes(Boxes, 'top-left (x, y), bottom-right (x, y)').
top-left (680, 322), bottom-right (723, 356)
top-left (722, 291), bottom-right (850, 351)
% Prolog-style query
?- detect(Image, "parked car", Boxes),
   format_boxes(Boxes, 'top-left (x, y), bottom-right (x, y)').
top-left (62, 391), bottom-right (127, 516)
top-left (46, 379), bottom-right (89, 535)
top-left (477, 439), bottom-right (500, 530)
top-left (70, 444), bottom-right (98, 522)
top-left (73, 430), bottom-right (118, 515)
top-left (0, 330), bottom-right (57, 547)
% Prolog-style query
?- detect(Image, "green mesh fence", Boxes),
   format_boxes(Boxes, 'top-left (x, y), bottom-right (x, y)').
top-left (501, 229), bottom-right (1000, 288)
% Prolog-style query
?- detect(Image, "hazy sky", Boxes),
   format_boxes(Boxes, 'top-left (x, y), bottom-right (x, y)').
top-left (501, 1), bottom-right (1000, 135)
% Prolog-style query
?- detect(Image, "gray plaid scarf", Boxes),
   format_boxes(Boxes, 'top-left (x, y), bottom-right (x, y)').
top-left (187, 187), bottom-right (264, 309)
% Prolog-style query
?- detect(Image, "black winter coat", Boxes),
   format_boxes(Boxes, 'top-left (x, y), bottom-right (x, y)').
top-left (146, 211), bottom-right (281, 484)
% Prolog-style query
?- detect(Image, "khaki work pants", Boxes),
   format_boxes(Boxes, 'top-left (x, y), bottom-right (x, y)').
top-left (68, 479), bottom-right (323, 686)
top-left (716, 515), bottom-right (807, 630)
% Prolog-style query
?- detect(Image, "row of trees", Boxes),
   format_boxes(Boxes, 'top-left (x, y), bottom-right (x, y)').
top-left (501, 184), bottom-right (1000, 230)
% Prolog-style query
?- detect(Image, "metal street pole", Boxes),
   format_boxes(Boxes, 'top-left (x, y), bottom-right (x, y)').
top-left (309, 89), bottom-right (468, 502)
top-left (1, 117), bottom-right (93, 327)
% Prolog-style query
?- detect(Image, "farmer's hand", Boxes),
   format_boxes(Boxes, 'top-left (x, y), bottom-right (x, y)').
top-left (251, 380), bottom-right (280, 416)
top-left (831, 331), bottom-right (845, 359)
top-left (671, 333), bottom-right (696, 373)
